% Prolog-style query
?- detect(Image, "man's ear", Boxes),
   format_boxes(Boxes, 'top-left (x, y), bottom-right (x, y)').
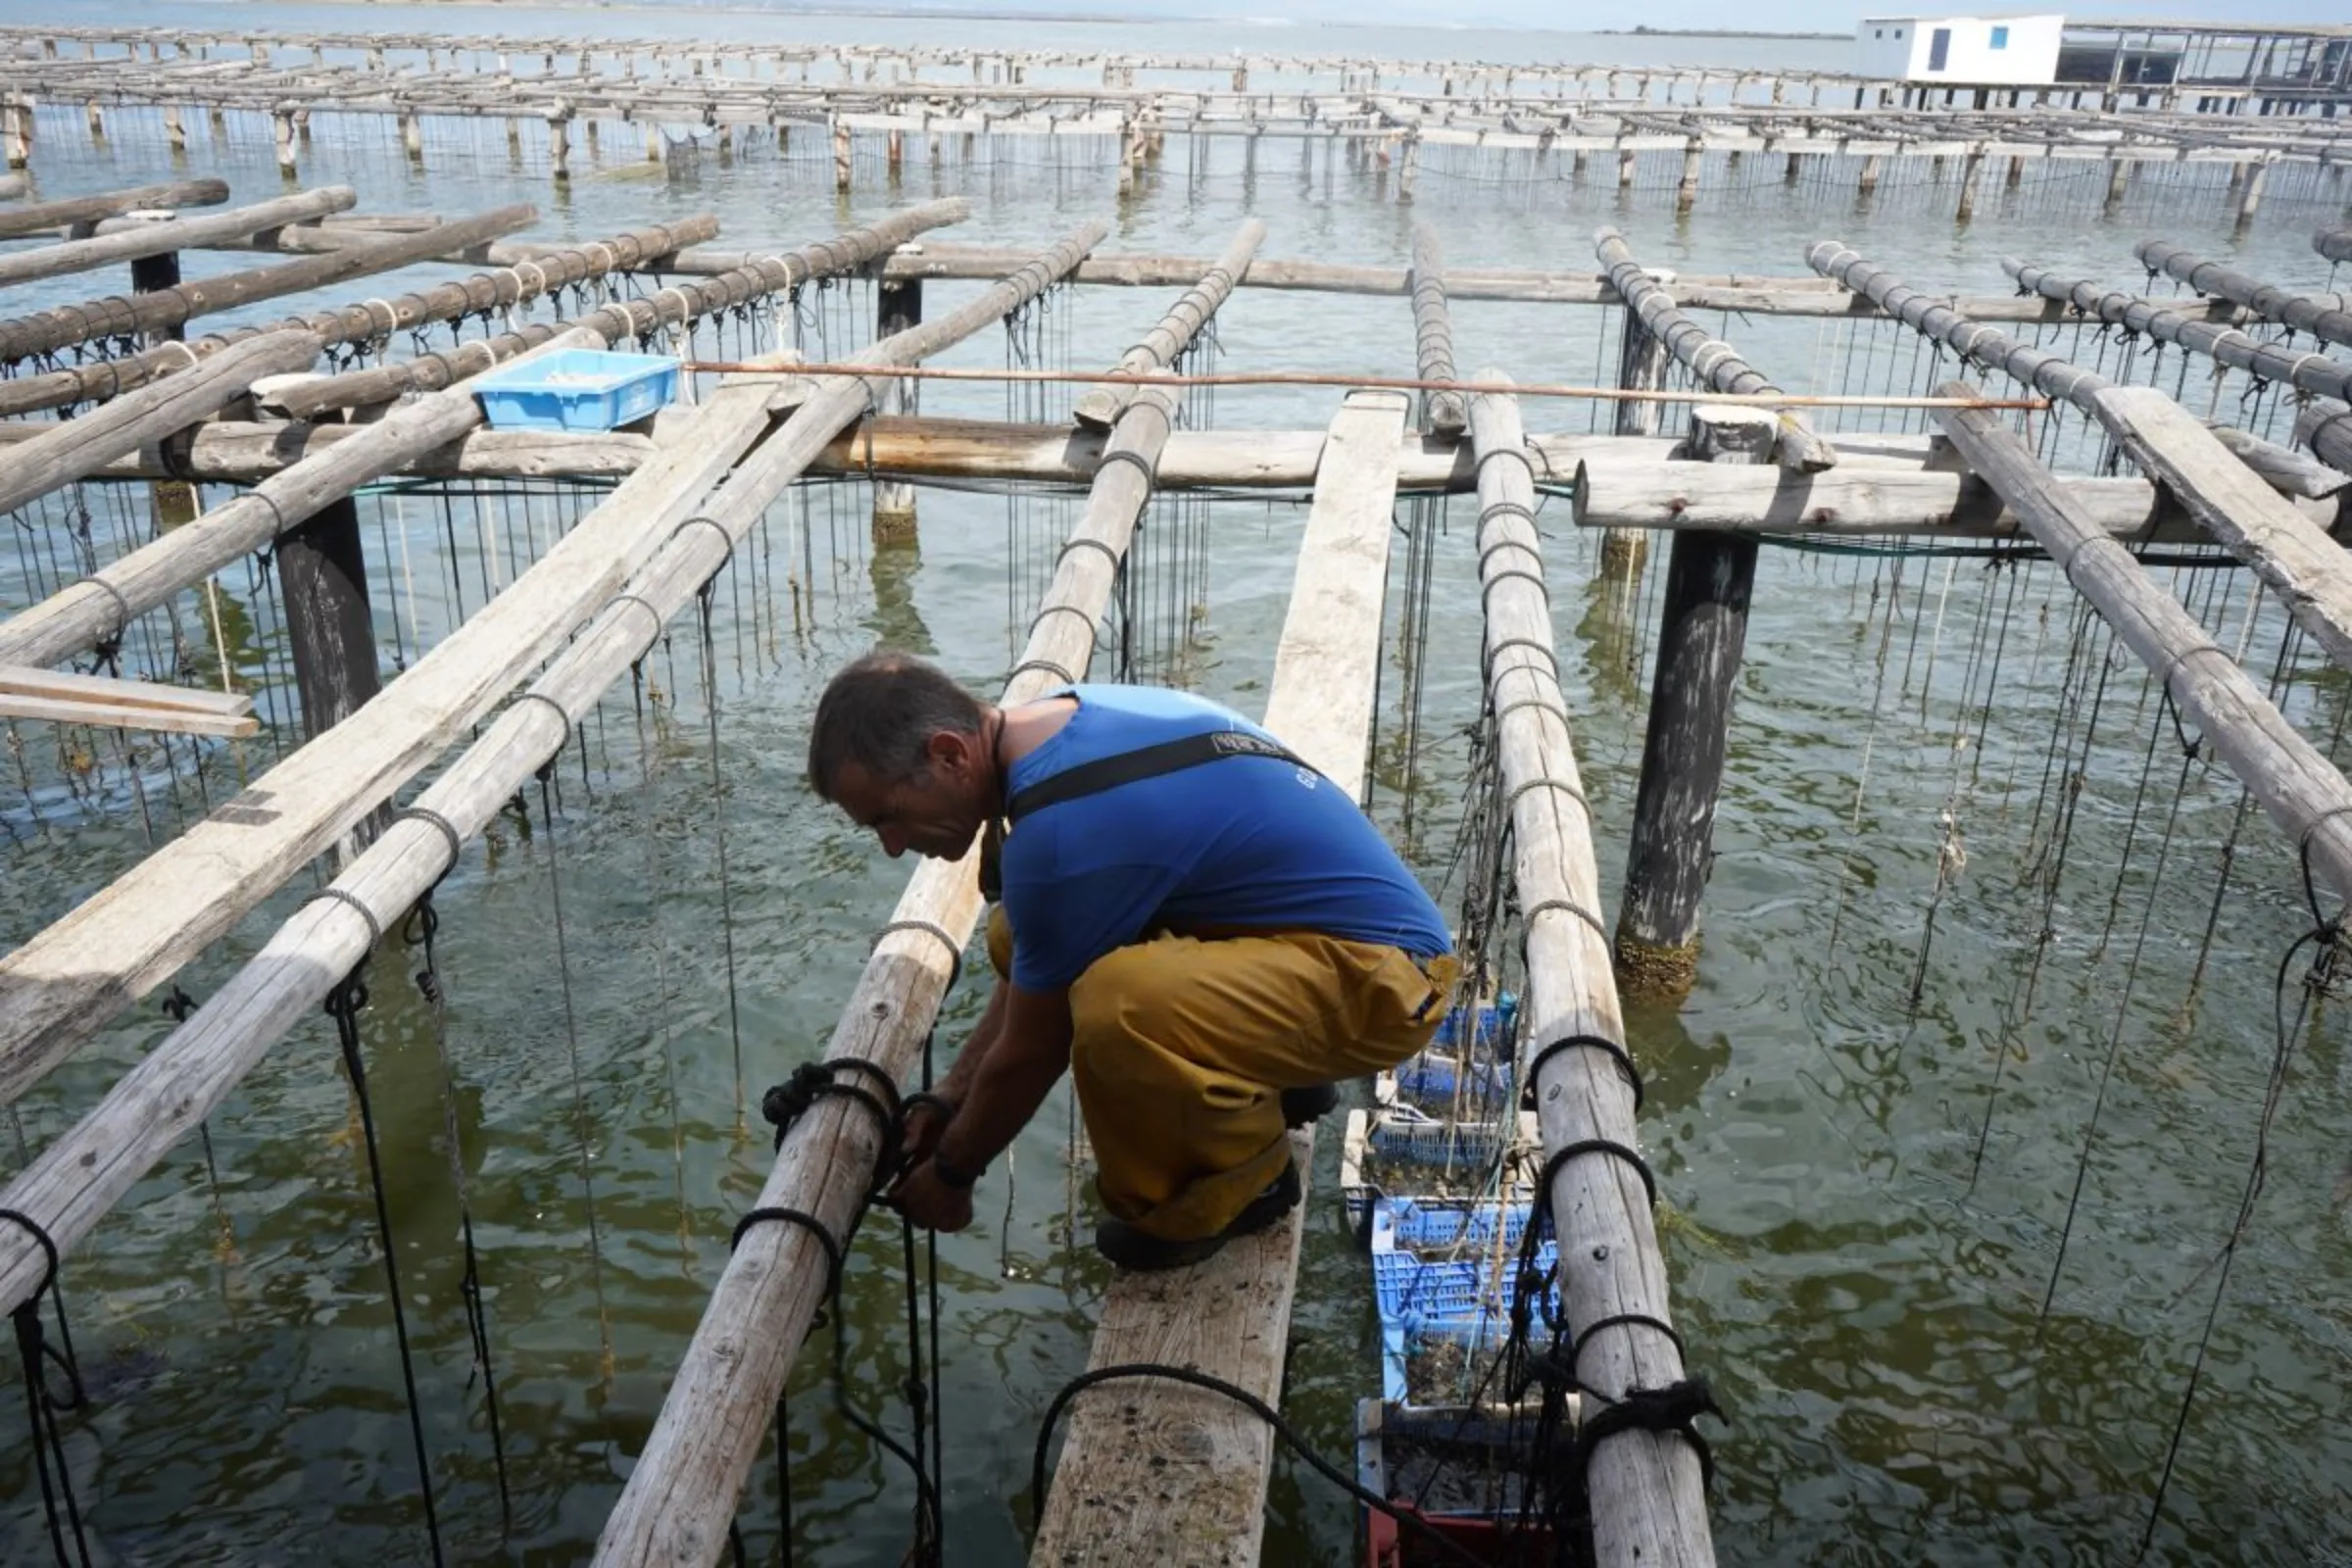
top-left (925, 729), bottom-right (970, 776)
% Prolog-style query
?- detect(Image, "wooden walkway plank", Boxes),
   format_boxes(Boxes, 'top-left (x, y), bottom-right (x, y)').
top-left (1471, 370), bottom-right (1715, 1566)
top-left (0, 220), bottom-right (1091, 1109)
top-left (1027, 387), bottom-right (1409, 1568)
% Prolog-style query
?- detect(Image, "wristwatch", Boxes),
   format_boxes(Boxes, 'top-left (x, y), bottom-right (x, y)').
top-left (930, 1151), bottom-right (984, 1190)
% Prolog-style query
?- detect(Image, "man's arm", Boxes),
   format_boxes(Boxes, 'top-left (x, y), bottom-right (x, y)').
top-left (933, 981), bottom-right (1073, 1175)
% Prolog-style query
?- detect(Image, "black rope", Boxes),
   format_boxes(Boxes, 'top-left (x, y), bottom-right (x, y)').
top-left (1091, 444), bottom-right (1157, 493)
top-left (1538, 1139), bottom-right (1660, 1212)
top-left (0, 1208), bottom-right (92, 1568)
top-left (320, 960), bottom-right (446, 1567)
top-left (1479, 565), bottom-right (1549, 609)
top-left (1526, 1030), bottom-right (1645, 1111)
top-left (1521, 895), bottom-right (1612, 948)
top-left (1009, 657), bottom-right (1077, 687)
top-left (873, 919), bottom-right (965, 995)
top-left (1574, 1377), bottom-right (1724, 1491)
top-left (1055, 536), bottom-right (1124, 575)
top-left (398, 863), bottom-right (514, 1536)
top-left (760, 1057), bottom-right (905, 1165)
top-left (693, 584), bottom-right (750, 1123)
top-left (299, 887), bottom-right (382, 951)
top-left (1030, 1365), bottom-right (1492, 1568)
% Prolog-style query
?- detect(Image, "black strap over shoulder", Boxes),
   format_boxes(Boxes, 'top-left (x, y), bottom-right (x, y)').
top-left (1004, 728), bottom-right (1314, 824)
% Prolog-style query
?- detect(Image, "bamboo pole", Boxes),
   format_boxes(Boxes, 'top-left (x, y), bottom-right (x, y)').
top-left (0, 175), bottom-right (227, 240)
top-left (1407, 221), bottom-right (1466, 435)
top-left (1812, 240), bottom-right (2352, 674)
top-left (0, 328), bottom-right (318, 515)
top-left (1468, 368), bottom-right (1714, 1568)
top-left (0, 204), bottom-right (538, 365)
top-left (2134, 236), bottom-right (2352, 350)
top-left (1072, 216), bottom-right (1262, 427)
top-left (593, 225), bottom-right (1119, 1568)
top-left (0, 186), bottom-right (357, 289)
top-left (0, 220), bottom-right (1075, 1110)
top-left (1933, 375), bottom-right (2352, 912)
top-left (1595, 226), bottom-right (1835, 471)
top-left (0, 204), bottom-right (968, 670)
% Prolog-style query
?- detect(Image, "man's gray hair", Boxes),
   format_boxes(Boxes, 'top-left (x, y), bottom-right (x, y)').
top-left (807, 650), bottom-right (986, 799)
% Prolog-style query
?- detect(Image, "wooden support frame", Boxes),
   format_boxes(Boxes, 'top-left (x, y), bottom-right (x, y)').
top-left (0, 663), bottom-right (254, 737)
top-left (0, 185), bottom-right (356, 290)
top-left (1072, 217), bottom-right (1263, 428)
top-left (0, 176), bottom-right (228, 240)
top-left (1408, 222), bottom-right (1465, 435)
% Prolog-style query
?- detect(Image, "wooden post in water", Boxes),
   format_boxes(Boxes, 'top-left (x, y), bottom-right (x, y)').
top-left (548, 111), bottom-right (571, 183)
top-left (871, 277), bottom-right (921, 543)
top-left (128, 244), bottom-right (203, 551)
top-left (1676, 136), bottom-right (1701, 211)
top-left (832, 117), bottom-right (851, 192)
top-left (1955, 143), bottom-right (1984, 220)
top-left (1614, 406), bottom-right (1771, 998)
top-left (5, 97), bottom-right (31, 171)
top-left (1603, 308), bottom-right (1666, 576)
top-left (277, 495), bottom-right (382, 752)
top-left (271, 108), bottom-right (296, 177)
top-left (401, 109), bottom-right (424, 166)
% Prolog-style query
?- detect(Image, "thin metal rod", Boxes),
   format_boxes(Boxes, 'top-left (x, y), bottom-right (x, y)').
top-left (681, 360), bottom-right (2047, 410)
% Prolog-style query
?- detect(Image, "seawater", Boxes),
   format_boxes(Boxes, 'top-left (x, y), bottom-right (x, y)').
top-left (2, 3), bottom-right (2351, 1563)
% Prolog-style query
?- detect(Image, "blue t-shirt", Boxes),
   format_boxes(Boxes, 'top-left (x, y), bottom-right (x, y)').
top-left (999, 685), bottom-right (1453, 990)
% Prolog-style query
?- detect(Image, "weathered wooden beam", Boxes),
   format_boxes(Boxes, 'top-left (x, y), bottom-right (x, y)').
top-left (1595, 225), bottom-right (1835, 471)
top-left (1813, 241), bottom-right (2352, 672)
top-left (1935, 376), bottom-right (2352, 917)
top-left (0, 662), bottom-right (255, 737)
top-left (2135, 236), bottom-right (2352, 350)
top-left (0, 328), bottom-right (318, 514)
top-left (0, 175), bottom-right (227, 240)
top-left (1028, 388), bottom-right (1409, 1568)
top-left (2211, 423), bottom-right (2351, 499)
top-left (0, 185), bottom-right (357, 290)
top-left (0, 203), bottom-right (536, 364)
top-left (0, 223), bottom-right (1096, 1108)
top-left (0, 172), bottom-right (25, 201)
top-left (1568, 454), bottom-right (2333, 540)
top-left (593, 226), bottom-right (1123, 1568)
top-left (2002, 254), bottom-right (2352, 472)
top-left (1470, 369), bottom-right (1714, 1568)
top-left (1407, 222), bottom-right (1464, 435)
top-left (1072, 217), bottom-right (1262, 427)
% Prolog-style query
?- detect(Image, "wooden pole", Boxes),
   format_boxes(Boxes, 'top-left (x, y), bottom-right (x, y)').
top-left (1408, 221), bottom-right (1466, 436)
top-left (2002, 256), bottom-right (2352, 471)
top-left (1595, 226), bottom-right (1836, 472)
top-left (0, 185), bottom-right (356, 290)
top-left (0, 204), bottom-right (969, 670)
top-left (276, 493), bottom-right (383, 757)
top-left (1603, 303), bottom-right (1666, 576)
top-left (870, 276), bottom-right (922, 543)
top-left (0, 222), bottom-right (1101, 1111)
top-left (0, 329), bottom-right (318, 515)
top-left (1933, 376), bottom-right (2352, 910)
top-left (2134, 235), bottom-right (2352, 350)
top-left (0, 203), bottom-right (538, 365)
top-left (1468, 368), bottom-right (1715, 1568)
top-left (1072, 217), bottom-right (1263, 427)
top-left (0, 175), bottom-right (228, 240)
top-left (1813, 241), bottom-right (2352, 673)
top-left (1614, 408), bottom-right (1770, 997)
top-left (548, 110), bottom-right (570, 183)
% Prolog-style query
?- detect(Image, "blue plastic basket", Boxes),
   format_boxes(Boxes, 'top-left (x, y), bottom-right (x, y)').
top-left (1394, 1050), bottom-right (1513, 1102)
top-left (1431, 996), bottom-right (1517, 1056)
top-left (1381, 1318), bottom-right (1519, 1406)
top-left (1370, 1196), bottom-right (1554, 1335)
top-left (472, 349), bottom-right (680, 431)
top-left (1340, 1109), bottom-right (1534, 1232)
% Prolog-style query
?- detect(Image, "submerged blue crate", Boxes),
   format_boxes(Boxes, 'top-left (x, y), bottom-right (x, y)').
top-left (1394, 1049), bottom-right (1513, 1102)
top-left (472, 349), bottom-right (680, 432)
top-left (1370, 1196), bottom-right (1555, 1335)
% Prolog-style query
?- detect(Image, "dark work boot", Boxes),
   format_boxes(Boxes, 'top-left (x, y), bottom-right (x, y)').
top-left (1095, 1161), bottom-right (1303, 1272)
top-left (1279, 1082), bottom-right (1340, 1128)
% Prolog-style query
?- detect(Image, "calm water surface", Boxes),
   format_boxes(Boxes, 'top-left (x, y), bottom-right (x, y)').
top-left (1, 3), bottom-right (2350, 1563)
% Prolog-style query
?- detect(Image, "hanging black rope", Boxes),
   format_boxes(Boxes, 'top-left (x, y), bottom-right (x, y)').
top-left (693, 576), bottom-right (751, 1128)
top-left (319, 956), bottom-right (447, 1568)
top-left (395, 816), bottom-right (515, 1538)
top-left (0, 1209), bottom-right (92, 1567)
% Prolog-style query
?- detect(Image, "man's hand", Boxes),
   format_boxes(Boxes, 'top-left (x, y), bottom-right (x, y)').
top-left (889, 1159), bottom-right (975, 1233)
top-left (897, 1096), bottom-right (956, 1177)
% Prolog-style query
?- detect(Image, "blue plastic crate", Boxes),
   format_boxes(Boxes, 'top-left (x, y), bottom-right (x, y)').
top-left (1370, 1196), bottom-right (1555, 1335)
top-left (1431, 995), bottom-right (1517, 1057)
top-left (1394, 1049), bottom-right (1513, 1102)
top-left (1340, 1108), bottom-right (1536, 1233)
top-left (472, 349), bottom-right (680, 432)
top-left (1381, 1318), bottom-right (1519, 1406)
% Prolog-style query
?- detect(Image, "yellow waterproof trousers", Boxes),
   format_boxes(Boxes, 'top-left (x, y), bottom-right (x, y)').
top-left (989, 907), bottom-right (1460, 1242)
